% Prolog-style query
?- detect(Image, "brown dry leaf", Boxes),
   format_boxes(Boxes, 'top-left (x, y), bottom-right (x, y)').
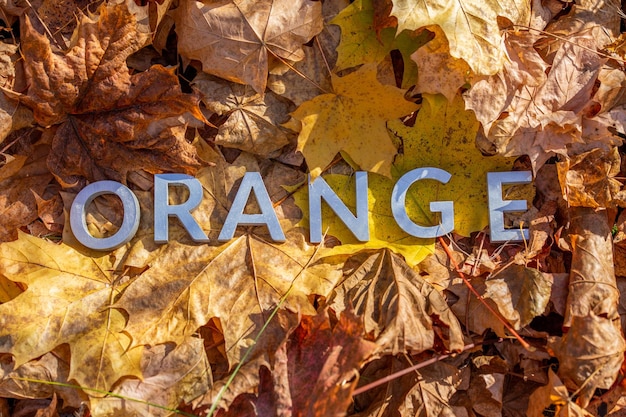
top-left (117, 230), bottom-right (342, 368)
top-left (267, 0), bottom-right (346, 105)
top-left (193, 75), bottom-right (294, 156)
top-left (411, 25), bottom-right (472, 102)
top-left (353, 354), bottom-right (468, 417)
top-left (527, 369), bottom-right (593, 417)
top-left (90, 337), bottom-right (212, 417)
top-left (173, 0), bottom-right (324, 94)
top-left (557, 147), bottom-right (622, 208)
top-left (449, 275), bottom-right (506, 337)
top-left (551, 207), bottom-right (625, 407)
top-left (220, 309), bottom-right (377, 416)
top-left (328, 249), bottom-right (464, 355)
top-left (0, 140), bottom-right (54, 241)
top-left (484, 264), bottom-right (552, 330)
top-left (12, 395), bottom-right (58, 417)
top-left (0, 233), bottom-right (143, 394)
top-left (0, 346), bottom-right (82, 408)
top-left (20, 2), bottom-right (204, 189)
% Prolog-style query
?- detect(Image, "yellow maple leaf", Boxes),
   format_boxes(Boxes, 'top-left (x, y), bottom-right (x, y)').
top-left (390, 0), bottom-right (530, 75)
top-left (291, 63), bottom-right (419, 178)
top-left (0, 233), bottom-right (143, 394)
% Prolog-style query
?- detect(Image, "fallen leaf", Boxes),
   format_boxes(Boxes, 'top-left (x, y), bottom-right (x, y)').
top-left (388, 94), bottom-right (526, 237)
top-left (117, 230), bottom-right (342, 368)
top-left (353, 354), bottom-right (468, 416)
top-left (527, 369), bottom-right (593, 417)
top-left (173, 0), bottom-right (323, 94)
top-left (0, 346), bottom-right (82, 408)
top-left (485, 264), bottom-right (552, 330)
top-left (0, 140), bottom-right (54, 241)
top-left (20, 2), bottom-right (204, 188)
top-left (411, 25), bottom-right (472, 101)
top-left (291, 63), bottom-right (419, 178)
top-left (193, 75), bottom-right (294, 156)
top-left (552, 207), bottom-right (626, 407)
top-left (328, 249), bottom-right (464, 354)
top-left (90, 337), bottom-right (212, 417)
top-left (557, 147), bottom-right (622, 208)
top-left (0, 233), bottom-right (143, 394)
top-left (330, 0), bottom-right (432, 86)
top-left (389, 0), bottom-right (530, 75)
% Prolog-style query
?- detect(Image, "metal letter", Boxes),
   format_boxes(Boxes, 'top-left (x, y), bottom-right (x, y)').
top-left (391, 168), bottom-right (454, 238)
top-left (70, 181), bottom-right (140, 251)
top-left (154, 174), bottom-right (209, 243)
top-left (308, 172), bottom-right (369, 243)
top-left (218, 172), bottom-right (285, 242)
top-left (487, 171), bottom-right (532, 242)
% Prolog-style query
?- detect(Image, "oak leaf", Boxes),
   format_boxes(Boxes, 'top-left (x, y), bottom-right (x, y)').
top-left (291, 63), bottom-right (419, 178)
top-left (0, 233), bottom-right (143, 394)
top-left (20, 2), bottom-right (204, 188)
top-left (389, 0), bottom-right (530, 76)
top-left (173, 0), bottom-right (323, 94)
top-left (328, 249), bottom-right (464, 354)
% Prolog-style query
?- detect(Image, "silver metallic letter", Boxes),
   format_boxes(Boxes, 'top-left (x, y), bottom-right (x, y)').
top-left (70, 181), bottom-right (140, 251)
top-left (218, 172), bottom-right (285, 242)
top-left (487, 171), bottom-right (532, 242)
top-left (154, 174), bottom-right (209, 243)
top-left (391, 168), bottom-right (454, 238)
top-left (308, 172), bottom-right (369, 243)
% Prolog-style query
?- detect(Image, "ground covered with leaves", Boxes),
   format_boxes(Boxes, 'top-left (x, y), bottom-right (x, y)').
top-left (0, 0), bottom-right (626, 416)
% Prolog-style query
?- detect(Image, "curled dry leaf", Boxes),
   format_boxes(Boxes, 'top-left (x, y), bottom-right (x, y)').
top-left (551, 207), bottom-right (625, 407)
top-left (527, 369), bottom-right (593, 417)
top-left (173, 0), bottom-right (324, 94)
top-left (328, 248), bottom-right (464, 355)
top-left (20, 2), bottom-right (204, 189)
top-left (556, 147), bottom-right (622, 208)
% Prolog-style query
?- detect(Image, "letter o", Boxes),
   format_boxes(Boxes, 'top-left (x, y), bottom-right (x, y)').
top-left (70, 181), bottom-right (140, 251)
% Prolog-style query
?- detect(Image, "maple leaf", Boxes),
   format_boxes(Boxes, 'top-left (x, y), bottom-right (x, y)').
top-left (117, 230), bottom-right (342, 368)
top-left (411, 25), bottom-right (472, 102)
top-left (218, 308), bottom-right (377, 417)
top-left (193, 75), bottom-right (294, 157)
top-left (19, 2), bottom-right (205, 189)
top-left (291, 63), bottom-right (419, 178)
top-left (328, 249), bottom-right (464, 354)
top-left (90, 337), bottom-right (211, 417)
top-left (173, 0), bottom-right (323, 94)
top-left (0, 140), bottom-right (54, 242)
top-left (330, 0), bottom-right (432, 86)
top-left (389, 0), bottom-right (530, 76)
top-left (0, 233), bottom-right (143, 394)
top-left (354, 354), bottom-right (467, 416)
top-left (388, 94), bottom-right (527, 237)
